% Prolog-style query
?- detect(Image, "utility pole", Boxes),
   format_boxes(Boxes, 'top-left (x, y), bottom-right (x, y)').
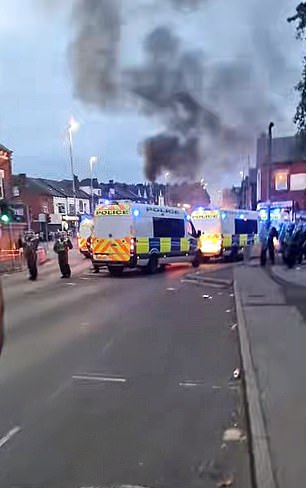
top-left (267, 122), bottom-right (274, 226)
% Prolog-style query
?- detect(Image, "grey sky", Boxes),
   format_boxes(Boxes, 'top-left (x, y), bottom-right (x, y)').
top-left (0, 0), bottom-right (303, 194)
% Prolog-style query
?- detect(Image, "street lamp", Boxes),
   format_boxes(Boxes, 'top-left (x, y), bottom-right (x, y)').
top-left (89, 156), bottom-right (97, 213)
top-left (67, 116), bottom-right (79, 219)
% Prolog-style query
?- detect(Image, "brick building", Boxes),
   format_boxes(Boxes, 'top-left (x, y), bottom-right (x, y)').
top-left (257, 134), bottom-right (306, 211)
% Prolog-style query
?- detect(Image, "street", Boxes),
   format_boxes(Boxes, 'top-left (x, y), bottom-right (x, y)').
top-left (0, 252), bottom-right (251, 488)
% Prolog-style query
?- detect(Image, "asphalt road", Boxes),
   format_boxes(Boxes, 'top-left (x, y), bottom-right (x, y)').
top-left (0, 252), bottom-right (251, 488)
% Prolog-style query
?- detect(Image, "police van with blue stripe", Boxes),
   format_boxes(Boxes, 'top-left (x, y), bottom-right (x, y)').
top-left (191, 208), bottom-right (259, 261)
top-left (91, 201), bottom-right (200, 276)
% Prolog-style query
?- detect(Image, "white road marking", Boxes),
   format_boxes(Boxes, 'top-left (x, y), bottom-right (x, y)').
top-left (0, 426), bottom-right (21, 449)
top-left (72, 374), bottom-right (127, 383)
top-left (223, 427), bottom-right (243, 442)
top-left (225, 309), bottom-right (232, 313)
top-left (166, 287), bottom-right (176, 291)
top-left (179, 382), bottom-right (199, 387)
top-left (66, 282), bottom-right (76, 286)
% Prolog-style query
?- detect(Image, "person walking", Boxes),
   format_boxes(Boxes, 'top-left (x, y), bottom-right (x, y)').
top-left (259, 223), bottom-right (269, 266)
top-left (267, 226), bottom-right (279, 265)
top-left (54, 231), bottom-right (73, 278)
top-left (23, 230), bottom-right (39, 280)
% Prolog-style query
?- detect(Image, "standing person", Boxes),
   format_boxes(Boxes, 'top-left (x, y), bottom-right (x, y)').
top-left (54, 231), bottom-right (73, 278)
top-left (23, 230), bottom-right (39, 281)
top-left (267, 226), bottom-right (279, 265)
top-left (259, 223), bottom-right (269, 267)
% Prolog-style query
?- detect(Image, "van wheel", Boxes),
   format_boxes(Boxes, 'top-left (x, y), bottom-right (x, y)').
top-left (146, 255), bottom-right (158, 274)
top-left (108, 266), bottom-right (124, 277)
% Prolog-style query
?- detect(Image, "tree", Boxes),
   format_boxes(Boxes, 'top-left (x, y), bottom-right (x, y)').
top-left (288, 3), bottom-right (306, 141)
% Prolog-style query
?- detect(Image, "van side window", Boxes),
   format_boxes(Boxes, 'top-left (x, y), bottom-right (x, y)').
top-left (235, 219), bottom-right (258, 234)
top-left (153, 218), bottom-right (185, 238)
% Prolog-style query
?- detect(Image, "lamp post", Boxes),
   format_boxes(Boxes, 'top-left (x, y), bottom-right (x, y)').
top-left (89, 156), bottom-right (97, 213)
top-left (67, 117), bottom-right (79, 219)
top-left (267, 122), bottom-right (274, 226)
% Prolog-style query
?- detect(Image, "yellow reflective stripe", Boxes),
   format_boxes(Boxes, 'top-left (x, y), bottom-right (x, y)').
top-left (223, 234), bottom-right (232, 247)
top-left (136, 237), bottom-right (149, 254)
top-left (180, 238), bottom-right (189, 252)
top-left (160, 238), bottom-right (171, 253)
top-left (239, 234), bottom-right (248, 246)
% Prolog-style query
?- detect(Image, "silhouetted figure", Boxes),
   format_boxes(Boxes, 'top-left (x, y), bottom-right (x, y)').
top-left (23, 230), bottom-right (39, 280)
top-left (54, 231), bottom-right (73, 278)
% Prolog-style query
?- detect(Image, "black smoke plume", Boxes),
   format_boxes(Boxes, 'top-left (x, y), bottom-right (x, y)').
top-left (68, 0), bottom-right (294, 181)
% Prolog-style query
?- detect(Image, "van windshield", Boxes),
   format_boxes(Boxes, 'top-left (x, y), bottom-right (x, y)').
top-left (94, 216), bottom-right (132, 238)
top-left (193, 217), bottom-right (221, 234)
top-left (79, 225), bottom-right (92, 239)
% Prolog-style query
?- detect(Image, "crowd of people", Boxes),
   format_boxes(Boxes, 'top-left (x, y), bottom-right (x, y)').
top-left (260, 221), bottom-right (306, 268)
top-left (21, 230), bottom-right (73, 281)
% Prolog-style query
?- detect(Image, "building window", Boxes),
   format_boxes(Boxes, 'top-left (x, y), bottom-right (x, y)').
top-left (69, 204), bottom-right (75, 214)
top-left (57, 203), bottom-right (66, 214)
top-left (41, 202), bottom-right (49, 213)
top-left (79, 200), bottom-right (84, 213)
top-left (83, 203), bottom-right (87, 213)
top-left (274, 172), bottom-right (288, 191)
top-left (290, 173), bottom-right (306, 191)
top-left (0, 170), bottom-right (4, 200)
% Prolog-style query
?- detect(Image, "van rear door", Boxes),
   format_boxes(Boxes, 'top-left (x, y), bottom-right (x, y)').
top-left (92, 204), bottom-right (132, 262)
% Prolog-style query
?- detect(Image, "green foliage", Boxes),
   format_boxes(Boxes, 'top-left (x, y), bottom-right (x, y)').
top-left (288, 2), bottom-right (306, 38)
top-left (288, 4), bottom-right (306, 143)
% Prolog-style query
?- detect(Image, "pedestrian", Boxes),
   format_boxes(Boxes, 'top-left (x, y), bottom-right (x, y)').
top-left (267, 226), bottom-right (279, 265)
top-left (54, 231), bottom-right (73, 278)
top-left (23, 230), bottom-right (39, 281)
top-left (259, 223), bottom-right (269, 267)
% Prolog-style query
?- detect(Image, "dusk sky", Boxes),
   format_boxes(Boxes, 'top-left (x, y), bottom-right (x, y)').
top-left (0, 0), bottom-right (303, 194)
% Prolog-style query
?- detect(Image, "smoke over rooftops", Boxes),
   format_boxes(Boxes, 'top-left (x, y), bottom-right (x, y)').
top-left (68, 0), bottom-right (296, 181)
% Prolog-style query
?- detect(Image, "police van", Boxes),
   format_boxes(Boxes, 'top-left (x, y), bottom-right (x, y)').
top-left (77, 215), bottom-right (93, 258)
top-left (91, 201), bottom-right (200, 276)
top-left (191, 208), bottom-right (259, 261)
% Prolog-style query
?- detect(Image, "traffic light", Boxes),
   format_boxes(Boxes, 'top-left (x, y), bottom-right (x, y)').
top-left (0, 201), bottom-right (14, 224)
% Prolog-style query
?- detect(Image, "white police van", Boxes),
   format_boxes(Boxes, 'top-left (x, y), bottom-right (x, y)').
top-left (91, 201), bottom-right (200, 275)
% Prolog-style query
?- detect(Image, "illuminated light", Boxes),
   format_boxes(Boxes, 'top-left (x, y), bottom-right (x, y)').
top-left (221, 212), bottom-right (226, 220)
top-left (239, 213), bottom-right (244, 219)
top-left (186, 215), bottom-right (191, 221)
top-left (104, 199), bottom-right (110, 205)
top-left (0, 214), bottom-right (10, 224)
top-left (200, 234), bottom-right (222, 255)
top-left (259, 209), bottom-right (268, 221)
top-left (130, 238), bottom-right (136, 254)
top-left (133, 209), bottom-right (140, 217)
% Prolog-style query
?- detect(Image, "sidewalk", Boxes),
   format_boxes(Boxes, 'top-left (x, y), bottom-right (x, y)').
top-left (271, 263), bottom-right (306, 287)
top-left (234, 265), bottom-right (306, 488)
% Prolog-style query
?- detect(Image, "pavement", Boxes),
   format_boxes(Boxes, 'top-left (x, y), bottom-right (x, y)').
top-left (234, 264), bottom-right (306, 488)
top-left (0, 257), bottom-right (251, 488)
top-left (270, 262), bottom-right (306, 287)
